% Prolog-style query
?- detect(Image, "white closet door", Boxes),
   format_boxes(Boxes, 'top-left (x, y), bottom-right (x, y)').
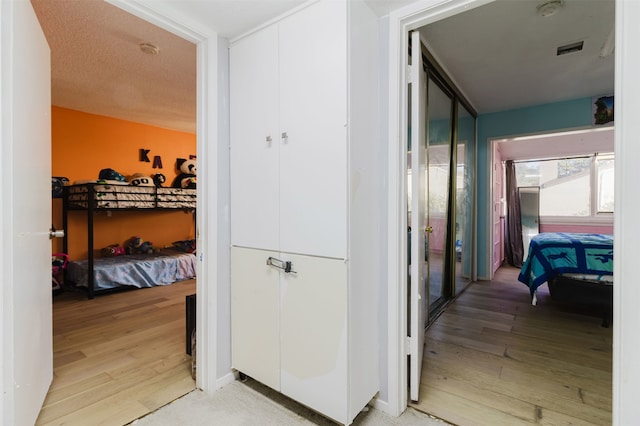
top-left (231, 247), bottom-right (281, 390)
top-left (280, 254), bottom-right (348, 424)
top-left (278, 1), bottom-right (347, 259)
top-left (230, 25), bottom-right (280, 250)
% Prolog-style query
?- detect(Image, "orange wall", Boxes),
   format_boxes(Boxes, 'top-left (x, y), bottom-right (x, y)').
top-left (51, 107), bottom-right (196, 259)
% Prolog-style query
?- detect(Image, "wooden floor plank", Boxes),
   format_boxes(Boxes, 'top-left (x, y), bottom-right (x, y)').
top-left (411, 266), bottom-right (612, 425)
top-left (416, 383), bottom-right (534, 426)
top-left (36, 279), bottom-right (196, 426)
top-left (420, 368), bottom-right (538, 423)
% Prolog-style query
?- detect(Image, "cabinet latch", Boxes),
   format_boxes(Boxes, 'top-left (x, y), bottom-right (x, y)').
top-left (266, 256), bottom-right (296, 274)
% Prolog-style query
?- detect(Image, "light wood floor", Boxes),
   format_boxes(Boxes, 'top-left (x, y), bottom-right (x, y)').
top-left (411, 266), bottom-right (612, 425)
top-left (36, 279), bottom-right (197, 426)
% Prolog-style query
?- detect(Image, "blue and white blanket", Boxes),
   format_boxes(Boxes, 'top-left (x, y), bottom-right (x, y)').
top-left (518, 232), bottom-right (613, 296)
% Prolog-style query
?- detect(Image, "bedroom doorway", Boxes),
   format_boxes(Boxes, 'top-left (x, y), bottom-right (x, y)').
top-left (490, 127), bottom-right (615, 275)
top-left (27, 1), bottom-right (201, 422)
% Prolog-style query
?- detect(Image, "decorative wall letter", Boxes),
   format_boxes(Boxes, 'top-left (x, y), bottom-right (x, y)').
top-left (140, 149), bottom-right (151, 162)
top-left (153, 156), bottom-right (163, 169)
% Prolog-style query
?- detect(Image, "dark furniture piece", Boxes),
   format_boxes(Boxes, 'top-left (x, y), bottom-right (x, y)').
top-left (186, 293), bottom-right (196, 355)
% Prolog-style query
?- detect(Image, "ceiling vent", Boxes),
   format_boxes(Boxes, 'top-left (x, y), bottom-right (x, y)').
top-left (537, 0), bottom-right (564, 17)
top-left (557, 41), bottom-right (584, 56)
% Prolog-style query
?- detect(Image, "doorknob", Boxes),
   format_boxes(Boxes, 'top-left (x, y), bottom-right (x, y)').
top-left (49, 225), bottom-right (64, 239)
top-left (426, 226), bottom-right (433, 233)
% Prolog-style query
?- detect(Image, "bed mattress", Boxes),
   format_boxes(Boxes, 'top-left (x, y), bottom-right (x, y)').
top-left (67, 250), bottom-right (197, 290)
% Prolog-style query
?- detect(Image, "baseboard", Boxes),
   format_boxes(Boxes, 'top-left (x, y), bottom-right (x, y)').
top-left (215, 371), bottom-right (238, 389)
top-left (370, 397), bottom-right (395, 416)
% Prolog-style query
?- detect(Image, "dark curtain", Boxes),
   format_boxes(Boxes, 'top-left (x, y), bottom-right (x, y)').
top-left (504, 160), bottom-right (524, 266)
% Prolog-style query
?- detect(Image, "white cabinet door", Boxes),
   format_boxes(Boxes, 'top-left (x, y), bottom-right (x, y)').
top-left (230, 25), bottom-right (280, 251)
top-left (231, 247), bottom-right (281, 390)
top-left (278, 1), bottom-right (347, 259)
top-left (280, 254), bottom-right (348, 424)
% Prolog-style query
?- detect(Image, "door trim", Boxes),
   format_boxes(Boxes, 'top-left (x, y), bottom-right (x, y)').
top-left (106, 0), bottom-right (224, 393)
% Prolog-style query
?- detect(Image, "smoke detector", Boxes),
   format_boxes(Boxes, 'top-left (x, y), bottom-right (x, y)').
top-left (139, 42), bottom-right (159, 55)
top-left (537, 0), bottom-right (564, 17)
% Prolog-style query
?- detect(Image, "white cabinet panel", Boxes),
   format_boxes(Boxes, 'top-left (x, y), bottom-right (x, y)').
top-left (278, 0), bottom-right (347, 258)
top-left (229, 1), bottom-right (380, 424)
top-left (280, 254), bottom-right (348, 423)
top-left (231, 247), bottom-right (280, 390)
top-left (230, 25), bottom-right (280, 250)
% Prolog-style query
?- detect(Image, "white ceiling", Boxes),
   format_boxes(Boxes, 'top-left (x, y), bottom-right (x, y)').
top-left (420, 0), bottom-right (615, 113)
top-left (31, 0), bottom-right (614, 134)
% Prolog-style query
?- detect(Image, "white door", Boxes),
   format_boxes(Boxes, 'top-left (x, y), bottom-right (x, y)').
top-left (230, 247), bottom-right (280, 390)
top-left (229, 25), bottom-right (280, 251)
top-left (1, 0), bottom-right (53, 424)
top-left (278, 0), bottom-right (347, 259)
top-left (280, 254), bottom-right (347, 424)
top-left (409, 30), bottom-right (427, 402)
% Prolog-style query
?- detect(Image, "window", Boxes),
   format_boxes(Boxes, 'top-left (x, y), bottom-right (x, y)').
top-left (596, 155), bottom-right (614, 213)
top-left (514, 154), bottom-right (614, 218)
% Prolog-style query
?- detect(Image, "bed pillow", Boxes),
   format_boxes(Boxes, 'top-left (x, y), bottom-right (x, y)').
top-left (172, 239), bottom-right (196, 253)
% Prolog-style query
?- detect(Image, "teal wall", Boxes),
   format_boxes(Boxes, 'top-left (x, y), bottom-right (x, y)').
top-left (476, 97), bottom-right (596, 278)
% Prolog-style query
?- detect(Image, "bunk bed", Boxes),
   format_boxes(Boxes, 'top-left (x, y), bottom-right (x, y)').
top-left (62, 182), bottom-right (197, 298)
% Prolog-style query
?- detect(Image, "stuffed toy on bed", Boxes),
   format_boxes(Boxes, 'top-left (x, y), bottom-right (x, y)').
top-left (129, 173), bottom-right (155, 187)
top-left (101, 244), bottom-right (126, 257)
top-left (172, 158), bottom-right (197, 189)
top-left (152, 173), bottom-right (166, 188)
top-left (126, 236), bottom-right (154, 255)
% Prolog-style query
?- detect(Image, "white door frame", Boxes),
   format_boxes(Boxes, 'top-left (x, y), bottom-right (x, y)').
top-left (388, 0), bottom-right (640, 422)
top-left (613, 1), bottom-right (640, 422)
top-left (106, 0), bottom-right (228, 392)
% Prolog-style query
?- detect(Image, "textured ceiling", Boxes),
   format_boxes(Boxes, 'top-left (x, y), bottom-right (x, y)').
top-left (30, 0), bottom-right (615, 135)
top-left (420, 0), bottom-right (615, 113)
top-left (32, 0), bottom-right (197, 133)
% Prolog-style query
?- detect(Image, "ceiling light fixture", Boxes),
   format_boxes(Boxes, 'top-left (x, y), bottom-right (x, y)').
top-left (536, 0), bottom-right (564, 17)
top-left (139, 42), bottom-right (159, 55)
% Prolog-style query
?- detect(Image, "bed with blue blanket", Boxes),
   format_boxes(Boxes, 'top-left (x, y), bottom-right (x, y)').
top-left (518, 232), bottom-right (613, 309)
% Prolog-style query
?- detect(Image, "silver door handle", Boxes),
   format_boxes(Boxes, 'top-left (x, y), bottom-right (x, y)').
top-left (50, 225), bottom-right (64, 239)
top-left (281, 132), bottom-right (288, 142)
top-left (266, 256), bottom-right (296, 274)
